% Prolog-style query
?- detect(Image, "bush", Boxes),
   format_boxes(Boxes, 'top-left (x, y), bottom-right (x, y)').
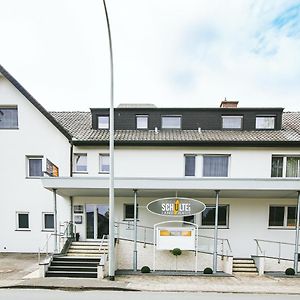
top-left (141, 266), bottom-right (151, 273)
top-left (171, 248), bottom-right (182, 256)
top-left (285, 268), bottom-right (295, 276)
top-left (203, 267), bottom-right (213, 274)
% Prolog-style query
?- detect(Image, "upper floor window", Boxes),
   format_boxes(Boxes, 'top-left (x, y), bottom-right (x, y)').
top-left (203, 155), bottom-right (229, 177)
top-left (74, 153), bottom-right (87, 172)
top-left (27, 156), bottom-right (43, 177)
top-left (0, 107), bottom-right (18, 129)
top-left (98, 116), bottom-right (109, 129)
top-left (161, 116), bottom-right (181, 129)
top-left (269, 206), bottom-right (296, 227)
top-left (271, 156), bottom-right (300, 178)
top-left (136, 115), bottom-right (148, 129)
top-left (256, 116), bottom-right (275, 129)
top-left (201, 205), bottom-right (229, 227)
top-left (222, 116), bottom-right (243, 130)
top-left (99, 154), bottom-right (110, 173)
top-left (185, 155), bottom-right (196, 176)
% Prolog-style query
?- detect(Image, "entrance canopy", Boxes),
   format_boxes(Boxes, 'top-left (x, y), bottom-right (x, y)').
top-left (41, 177), bottom-right (299, 198)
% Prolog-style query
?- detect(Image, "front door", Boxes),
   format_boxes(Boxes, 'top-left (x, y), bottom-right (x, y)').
top-left (86, 204), bottom-right (109, 239)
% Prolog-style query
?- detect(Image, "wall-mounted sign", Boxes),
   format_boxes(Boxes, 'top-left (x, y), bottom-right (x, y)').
top-left (45, 159), bottom-right (59, 177)
top-left (73, 205), bottom-right (84, 214)
top-left (74, 215), bottom-right (82, 224)
top-left (147, 197), bottom-right (206, 217)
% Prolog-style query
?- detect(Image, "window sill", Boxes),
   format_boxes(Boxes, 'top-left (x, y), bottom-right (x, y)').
top-left (98, 172), bottom-right (110, 175)
top-left (42, 229), bottom-right (54, 232)
top-left (73, 171), bottom-right (88, 174)
top-left (0, 128), bottom-right (19, 130)
top-left (268, 227), bottom-right (297, 230)
top-left (25, 176), bottom-right (44, 179)
top-left (200, 226), bottom-right (229, 229)
top-left (15, 229), bottom-right (31, 231)
top-left (123, 219), bottom-right (140, 222)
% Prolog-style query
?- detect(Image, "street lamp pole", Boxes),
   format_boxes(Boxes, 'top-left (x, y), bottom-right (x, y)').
top-left (102, 0), bottom-right (115, 281)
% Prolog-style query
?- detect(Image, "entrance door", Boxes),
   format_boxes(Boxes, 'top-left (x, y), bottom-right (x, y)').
top-left (86, 204), bottom-right (109, 239)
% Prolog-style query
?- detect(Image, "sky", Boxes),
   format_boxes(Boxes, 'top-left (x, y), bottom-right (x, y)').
top-left (0, 0), bottom-right (299, 111)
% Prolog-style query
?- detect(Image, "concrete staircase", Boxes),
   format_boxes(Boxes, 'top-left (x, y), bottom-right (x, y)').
top-left (232, 258), bottom-right (258, 275)
top-left (46, 240), bottom-right (108, 278)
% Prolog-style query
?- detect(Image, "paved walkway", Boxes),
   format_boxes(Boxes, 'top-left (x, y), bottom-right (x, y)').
top-left (1, 253), bottom-right (300, 294)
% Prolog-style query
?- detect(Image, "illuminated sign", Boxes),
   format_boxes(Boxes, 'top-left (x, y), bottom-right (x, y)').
top-left (147, 197), bottom-right (206, 217)
top-left (46, 159), bottom-right (59, 177)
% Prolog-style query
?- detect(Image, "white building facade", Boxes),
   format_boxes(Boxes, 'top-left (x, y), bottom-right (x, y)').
top-left (1, 65), bottom-right (300, 275)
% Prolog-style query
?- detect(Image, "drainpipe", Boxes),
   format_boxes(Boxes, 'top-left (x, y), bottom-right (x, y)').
top-left (69, 142), bottom-right (73, 177)
top-left (213, 190), bottom-right (220, 274)
top-left (133, 189), bottom-right (138, 271)
top-left (53, 188), bottom-right (58, 253)
top-left (294, 191), bottom-right (300, 273)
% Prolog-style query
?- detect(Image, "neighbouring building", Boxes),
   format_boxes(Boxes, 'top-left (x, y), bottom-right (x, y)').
top-left (1, 64), bottom-right (300, 277)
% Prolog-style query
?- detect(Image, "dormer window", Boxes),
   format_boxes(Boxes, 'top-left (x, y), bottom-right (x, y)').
top-left (161, 116), bottom-right (181, 129)
top-left (222, 115), bottom-right (243, 130)
top-left (256, 116), bottom-right (275, 129)
top-left (98, 116), bottom-right (109, 129)
top-left (136, 115), bottom-right (148, 129)
top-left (0, 106), bottom-right (18, 129)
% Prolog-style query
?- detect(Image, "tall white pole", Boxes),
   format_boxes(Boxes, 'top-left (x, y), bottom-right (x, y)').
top-left (133, 189), bottom-right (138, 271)
top-left (102, 0), bottom-right (115, 281)
top-left (213, 190), bottom-right (220, 273)
top-left (294, 191), bottom-right (300, 273)
top-left (53, 189), bottom-right (58, 253)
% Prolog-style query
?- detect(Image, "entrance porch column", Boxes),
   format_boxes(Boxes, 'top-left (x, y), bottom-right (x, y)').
top-left (294, 191), bottom-right (300, 273)
top-left (133, 189), bottom-right (138, 271)
top-left (53, 188), bottom-right (58, 253)
top-left (213, 190), bottom-right (220, 274)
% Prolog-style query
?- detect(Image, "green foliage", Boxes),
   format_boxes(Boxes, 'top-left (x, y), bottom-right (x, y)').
top-left (285, 268), bottom-right (295, 276)
top-left (171, 248), bottom-right (182, 256)
top-left (141, 266), bottom-right (151, 273)
top-left (203, 267), bottom-right (213, 274)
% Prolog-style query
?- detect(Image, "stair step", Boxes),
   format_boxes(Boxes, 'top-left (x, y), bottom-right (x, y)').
top-left (233, 272), bottom-right (258, 276)
top-left (233, 260), bottom-right (254, 264)
top-left (68, 249), bottom-right (101, 253)
top-left (233, 263), bottom-right (256, 268)
top-left (46, 271), bottom-right (97, 278)
top-left (71, 242), bottom-right (105, 246)
top-left (233, 268), bottom-right (258, 272)
top-left (51, 261), bottom-right (98, 267)
top-left (53, 256), bottom-right (100, 262)
top-left (69, 246), bottom-right (104, 250)
top-left (48, 266), bottom-right (97, 272)
top-left (66, 254), bottom-right (101, 257)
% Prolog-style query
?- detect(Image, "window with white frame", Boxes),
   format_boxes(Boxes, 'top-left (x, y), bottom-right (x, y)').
top-left (98, 116), bottom-right (109, 129)
top-left (203, 155), bottom-right (229, 177)
top-left (42, 213), bottom-right (54, 230)
top-left (124, 203), bottom-right (138, 220)
top-left (222, 116), bottom-right (243, 130)
top-left (74, 153), bottom-right (87, 172)
top-left (0, 107), bottom-right (18, 129)
top-left (201, 205), bottom-right (229, 227)
top-left (16, 212), bottom-right (29, 230)
top-left (185, 155), bottom-right (196, 176)
top-left (269, 206), bottom-right (296, 227)
top-left (255, 116), bottom-right (275, 129)
top-left (136, 115), bottom-right (148, 129)
top-left (271, 156), bottom-right (300, 178)
top-left (161, 116), bottom-right (181, 129)
top-left (99, 154), bottom-right (110, 173)
top-left (27, 156), bottom-right (43, 177)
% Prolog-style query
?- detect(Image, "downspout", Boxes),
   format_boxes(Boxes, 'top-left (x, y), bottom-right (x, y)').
top-left (69, 141), bottom-right (74, 229)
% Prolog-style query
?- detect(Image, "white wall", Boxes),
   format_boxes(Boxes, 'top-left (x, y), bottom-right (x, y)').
top-left (0, 75), bottom-right (71, 252)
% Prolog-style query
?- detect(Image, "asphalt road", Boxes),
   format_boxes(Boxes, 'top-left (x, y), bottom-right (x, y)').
top-left (0, 290), bottom-right (299, 300)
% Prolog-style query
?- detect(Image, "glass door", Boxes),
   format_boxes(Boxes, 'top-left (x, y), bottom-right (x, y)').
top-left (86, 204), bottom-right (109, 240)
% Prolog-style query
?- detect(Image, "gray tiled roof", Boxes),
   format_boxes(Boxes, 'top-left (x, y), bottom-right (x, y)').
top-left (50, 111), bottom-right (300, 145)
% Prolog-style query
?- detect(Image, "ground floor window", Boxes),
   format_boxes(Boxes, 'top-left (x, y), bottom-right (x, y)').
top-left (124, 204), bottom-right (139, 220)
top-left (201, 205), bottom-right (229, 227)
top-left (42, 213), bottom-right (54, 231)
top-left (16, 212), bottom-right (29, 230)
top-left (269, 205), bottom-right (296, 227)
top-left (183, 215), bottom-right (195, 224)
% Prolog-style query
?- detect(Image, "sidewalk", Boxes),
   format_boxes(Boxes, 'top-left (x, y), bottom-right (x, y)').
top-left (1, 254), bottom-right (300, 294)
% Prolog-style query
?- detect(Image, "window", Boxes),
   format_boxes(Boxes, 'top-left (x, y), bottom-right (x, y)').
top-left (222, 116), bottom-right (243, 130)
top-left (74, 153), bottom-right (87, 172)
top-left (0, 107), bottom-right (18, 129)
top-left (256, 116), bottom-right (275, 129)
top-left (271, 156), bottom-right (300, 178)
top-left (98, 116), bottom-right (109, 129)
top-left (269, 206), bottom-right (296, 227)
top-left (203, 155), bottom-right (229, 177)
top-left (161, 116), bottom-right (181, 129)
top-left (99, 154), bottom-right (110, 173)
top-left (43, 213), bottom-right (54, 230)
top-left (201, 205), bottom-right (228, 227)
top-left (124, 204), bottom-right (138, 220)
top-left (185, 155), bottom-right (196, 176)
top-left (16, 212), bottom-right (29, 230)
top-left (136, 115), bottom-right (148, 129)
top-left (28, 157), bottom-right (43, 177)
top-left (183, 215), bottom-right (195, 224)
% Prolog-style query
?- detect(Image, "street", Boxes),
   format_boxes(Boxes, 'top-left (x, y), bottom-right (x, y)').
top-left (0, 290), bottom-right (299, 300)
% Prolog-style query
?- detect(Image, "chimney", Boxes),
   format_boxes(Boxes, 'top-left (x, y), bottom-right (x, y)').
top-left (220, 98), bottom-right (239, 108)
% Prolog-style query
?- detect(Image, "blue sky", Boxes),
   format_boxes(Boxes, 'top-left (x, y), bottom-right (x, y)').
top-left (0, 0), bottom-right (299, 110)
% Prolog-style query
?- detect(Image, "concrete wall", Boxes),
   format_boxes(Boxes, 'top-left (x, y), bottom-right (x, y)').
top-left (0, 75), bottom-right (71, 252)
